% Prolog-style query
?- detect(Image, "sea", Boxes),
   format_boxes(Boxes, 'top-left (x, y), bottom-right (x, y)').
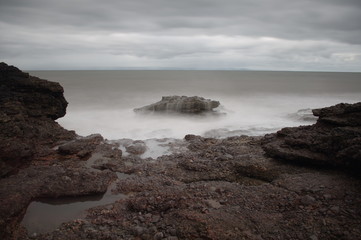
top-left (30, 70), bottom-right (361, 140)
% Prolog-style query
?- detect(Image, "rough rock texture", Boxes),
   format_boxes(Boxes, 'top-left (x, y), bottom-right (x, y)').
top-left (0, 63), bottom-right (67, 119)
top-left (0, 64), bottom-right (360, 240)
top-left (262, 102), bottom-right (361, 171)
top-left (20, 135), bottom-right (361, 240)
top-left (125, 141), bottom-right (147, 155)
top-left (0, 62), bottom-right (76, 177)
top-left (58, 134), bottom-right (104, 158)
top-left (0, 165), bottom-right (117, 239)
top-left (0, 136), bottom-right (122, 240)
top-left (134, 96), bottom-right (220, 114)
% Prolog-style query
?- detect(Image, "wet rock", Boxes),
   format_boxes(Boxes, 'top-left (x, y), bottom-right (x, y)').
top-left (58, 134), bottom-right (104, 157)
top-left (125, 141), bottom-right (147, 155)
top-left (262, 102), bottom-right (361, 171)
top-left (0, 165), bottom-right (116, 239)
top-left (1, 63), bottom-right (361, 240)
top-left (134, 95), bottom-right (220, 114)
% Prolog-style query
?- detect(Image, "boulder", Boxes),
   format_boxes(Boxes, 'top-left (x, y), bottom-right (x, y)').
top-left (0, 63), bottom-right (76, 176)
top-left (0, 62), bottom-right (67, 119)
top-left (262, 102), bottom-right (361, 171)
top-left (134, 96), bottom-right (220, 114)
top-left (125, 141), bottom-right (147, 155)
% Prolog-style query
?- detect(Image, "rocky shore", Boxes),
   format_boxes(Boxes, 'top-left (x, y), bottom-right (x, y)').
top-left (0, 63), bottom-right (360, 240)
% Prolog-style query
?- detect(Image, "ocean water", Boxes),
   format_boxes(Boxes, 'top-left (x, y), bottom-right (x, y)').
top-left (30, 70), bottom-right (361, 140)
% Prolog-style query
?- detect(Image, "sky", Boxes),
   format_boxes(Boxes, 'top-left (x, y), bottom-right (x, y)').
top-left (0, 0), bottom-right (361, 71)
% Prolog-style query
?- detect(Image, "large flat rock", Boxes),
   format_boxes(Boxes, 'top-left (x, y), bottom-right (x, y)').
top-left (134, 96), bottom-right (220, 114)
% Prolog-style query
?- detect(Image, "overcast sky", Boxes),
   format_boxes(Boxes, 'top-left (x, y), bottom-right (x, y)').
top-left (1, 0), bottom-right (361, 71)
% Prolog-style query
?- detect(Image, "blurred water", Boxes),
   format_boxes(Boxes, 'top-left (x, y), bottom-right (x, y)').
top-left (31, 70), bottom-right (361, 140)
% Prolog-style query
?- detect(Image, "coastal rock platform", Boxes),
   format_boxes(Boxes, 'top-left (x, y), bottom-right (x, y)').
top-left (0, 63), bottom-right (360, 240)
top-left (262, 102), bottom-right (361, 170)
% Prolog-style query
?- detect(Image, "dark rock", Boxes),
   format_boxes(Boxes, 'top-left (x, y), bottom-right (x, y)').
top-left (300, 195), bottom-right (316, 206)
top-left (313, 102), bottom-right (361, 126)
top-left (154, 232), bottom-right (164, 239)
top-left (0, 62), bottom-right (67, 120)
top-left (1, 62), bottom-right (361, 240)
top-left (125, 141), bottom-right (147, 155)
top-left (0, 63), bottom-right (76, 177)
top-left (184, 134), bottom-right (201, 141)
top-left (262, 102), bottom-right (361, 170)
top-left (134, 96), bottom-right (220, 114)
top-left (58, 134), bottom-right (104, 157)
top-left (0, 165), bottom-right (116, 239)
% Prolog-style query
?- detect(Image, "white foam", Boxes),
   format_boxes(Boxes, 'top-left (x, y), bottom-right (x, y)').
top-left (57, 93), bottom-right (361, 140)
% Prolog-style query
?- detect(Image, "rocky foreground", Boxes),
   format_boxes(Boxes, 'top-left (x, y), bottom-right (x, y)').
top-left (0, 63), bottom-right (360, 240)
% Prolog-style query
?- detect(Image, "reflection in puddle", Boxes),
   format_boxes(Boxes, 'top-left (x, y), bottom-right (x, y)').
top-left (21, 173), bottom-right (130, 235)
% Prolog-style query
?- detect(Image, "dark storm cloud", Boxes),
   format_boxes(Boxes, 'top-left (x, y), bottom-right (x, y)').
top-left (0, 0), bottom-right (360, 70)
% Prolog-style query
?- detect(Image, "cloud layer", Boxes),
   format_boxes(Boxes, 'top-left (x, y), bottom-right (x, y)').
top-left (1, 0), bottom-right (361, 71)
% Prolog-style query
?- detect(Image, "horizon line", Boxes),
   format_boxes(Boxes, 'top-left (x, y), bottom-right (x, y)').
top-left (26, 68), bottom-right (361, 73)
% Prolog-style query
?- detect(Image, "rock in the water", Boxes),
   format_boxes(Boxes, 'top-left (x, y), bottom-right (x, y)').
top-left (134, 96), bottom-right (220, 114)
top-left (262, 102), bottom-right (361, 170)
top-left (0, 62), bottom-right (76, 176)
top-left (125, 141), bottom-right (147, 155)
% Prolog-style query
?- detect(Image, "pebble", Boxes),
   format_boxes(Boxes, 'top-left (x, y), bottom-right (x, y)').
top-left (167, 237), bottom-right (179, 240)
top-left (154, 232), bottom-right (164, 239)
top-left (134, 226), bottom-right (145, 235)
top-left (152, 215), bottom-right (161, 223)
top-left (309, 234), bottom-right (318, 240)
top-left (330, 206), bottom-right (340, 213)
top-left (301, 195), bottom-right (316, 206)
top-left (323, 194), bottom-right (332, 200)
top-left (168, 228), bottom-right (177, 236)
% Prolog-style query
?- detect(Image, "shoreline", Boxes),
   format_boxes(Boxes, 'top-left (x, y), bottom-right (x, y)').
top-left (1, 62), bottom-right (360, 240)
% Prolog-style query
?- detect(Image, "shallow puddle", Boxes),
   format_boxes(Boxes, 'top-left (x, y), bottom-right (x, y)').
top-left (111, 138), bottom-right (188, 159)
top-left (21, 173), bottom-right (130, 235)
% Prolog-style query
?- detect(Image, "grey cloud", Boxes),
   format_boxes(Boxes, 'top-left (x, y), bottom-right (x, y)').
top-left (0, 0), bottom-right (361, 70)
top-left (1, 0), bottom-right (361, 43)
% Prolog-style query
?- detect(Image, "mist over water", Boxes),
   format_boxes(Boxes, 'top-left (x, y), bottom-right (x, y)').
top-left (31, 71), bottom-right (361, 140)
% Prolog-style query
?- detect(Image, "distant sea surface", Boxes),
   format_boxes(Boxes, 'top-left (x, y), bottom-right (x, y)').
top-left (30, 70), bottom-right (361, 140)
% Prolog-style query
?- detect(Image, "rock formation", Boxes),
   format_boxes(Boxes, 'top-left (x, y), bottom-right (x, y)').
top-left (134, 95), bottom-right (220, 114)
top-left (1, 63), bottom-right (360, 240)
top-left (262, 102), bottom-right (361, 171)
top-left (0, 62), bottom-right (76, 177)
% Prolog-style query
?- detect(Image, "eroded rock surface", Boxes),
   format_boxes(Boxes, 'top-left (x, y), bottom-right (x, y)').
top-left (262, 102), bottom-right (361, 171)
top-left (0, 62), bottom-right (76, 177)
top-left (26, 135), bottom-right (361, 240)
top-left (0, 64), bottom-right (360, 240)
top-left (134, 96), bottom-right (220, 114)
